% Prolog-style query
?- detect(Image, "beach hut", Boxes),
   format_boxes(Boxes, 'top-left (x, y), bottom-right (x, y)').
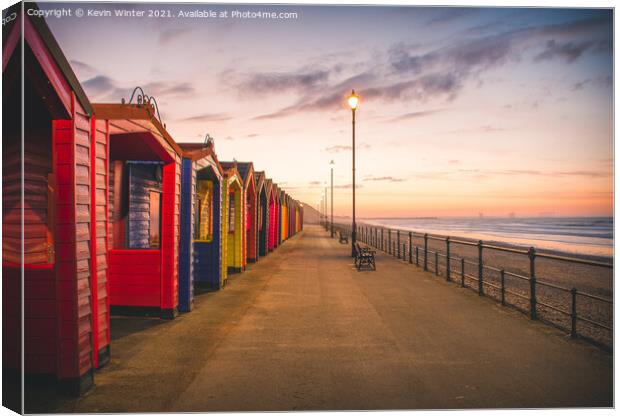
top-left (271, 184), bottom-right (281, 249)
top-left (178, 142), bottom-right (224, 309)
top-left (221, 164), bottom-right (244, 274)
top-left (288, 197), bottom-right (295, 238)
top-left (280, 190), bottom-right (288, 243)
top-left (3, 6), bottom-right (102, 393)
top-left (235, 162), bottom-right (257, 264)
top-left (266, 179), bottom-right (277, 251)
top-left (262, 178), bottom-right (273, 255)
top-left (92, 103), bottom-right (182, 320)
top-left (255, 172), bottom-right (268, 259)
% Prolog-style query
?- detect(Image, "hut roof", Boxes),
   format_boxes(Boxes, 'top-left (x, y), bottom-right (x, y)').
top-left (92, 103), bottom-right (182, 158)
top-left (177, 142), bottom-right (224, 176)
top-left (4, 2), bottom-right (92, 115)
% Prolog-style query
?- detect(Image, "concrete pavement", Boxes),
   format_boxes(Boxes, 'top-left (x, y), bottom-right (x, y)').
top-left (34, 224), bottom-right (612, 412)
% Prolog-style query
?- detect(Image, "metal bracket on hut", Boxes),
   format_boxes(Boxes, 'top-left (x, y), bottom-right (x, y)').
top-left (122, 86), bottom-right (166, 129)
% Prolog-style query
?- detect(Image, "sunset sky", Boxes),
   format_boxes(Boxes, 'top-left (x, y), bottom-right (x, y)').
top-left (40, 2), bottom-right (613, 217)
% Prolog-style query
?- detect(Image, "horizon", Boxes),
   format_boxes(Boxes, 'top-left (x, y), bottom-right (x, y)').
top-left (37, 2), bottom-right (613, 218)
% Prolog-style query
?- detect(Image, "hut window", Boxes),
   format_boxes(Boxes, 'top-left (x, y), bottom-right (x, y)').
top-left (195, 180), bottom-right (213, 241)
top-left (149, 191), bottom-right (161, 247)
top-left (126, 162), bottom-right (163, 249)
top-left (228, 192), bottom-right (235, 233)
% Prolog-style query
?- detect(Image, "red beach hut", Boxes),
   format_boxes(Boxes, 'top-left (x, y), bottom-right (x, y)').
top-left (3, 6), bottom-right (101, 394)
top-left (264, 178), bottom-right (274, 253)
top-left (233, 162), bottom-right (257, 265)
top-left (92, 103), bottom-right (182, 320)
top-left (270, 184), bottom-right (281, 250)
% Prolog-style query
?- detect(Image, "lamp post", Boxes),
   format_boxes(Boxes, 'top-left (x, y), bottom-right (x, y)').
top-left (330, 160), bottom-right (334, 238)
top-left (324, 184), bottom-right (328, 231)
top-left (347, 89), bottom-right (359, 257)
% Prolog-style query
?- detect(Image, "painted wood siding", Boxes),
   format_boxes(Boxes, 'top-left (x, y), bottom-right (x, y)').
top-left (220, 179), bottom-right (229, 285)
top-left (53, 97), bottom-right (93, 380)
top-left (227, 185), bottom-right (243, 271)
top-left (179, 158), bottom-right (193, 311)
top-left (161, 159), bottom-right (180, 310)
top-left (73, 104), bottom-right (93, 378)
top-left (90, 118), bottom-right (109, 367)
top-left (268, 198), bottom-right (274, 251)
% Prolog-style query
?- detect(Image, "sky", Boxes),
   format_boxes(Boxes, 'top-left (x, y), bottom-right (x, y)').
top-left (37, 2), bottom-right (613, 218)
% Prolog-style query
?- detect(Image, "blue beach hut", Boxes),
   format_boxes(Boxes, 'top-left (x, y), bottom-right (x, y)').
top-left (178, 142), bottom-right (224, 311)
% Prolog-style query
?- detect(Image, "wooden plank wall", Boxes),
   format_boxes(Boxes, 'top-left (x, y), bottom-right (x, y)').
top-left (268, 197), bottom-right (275, 251)
top-left (23, 112), bottom-right (55, 374)
top-left (53, 95), bottom-right (93, 380)
top-left (73, 103), bottom-right (94, 379)
top-left (220, 179), bottom-right (229, 285)
top-left (227, 185), bottom-right (243, 270)
top-left (161, 158), bottom-right (180, 310)
top-left (91, 118), bottom-right (109, 367)
top-left (178, 158), bottom-right (193, 311)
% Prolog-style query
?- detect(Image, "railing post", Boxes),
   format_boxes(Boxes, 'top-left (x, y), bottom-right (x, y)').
top-left (500, 269), bottom-right (505, 305)
top-left (445, 237), bottom-right (451, 282)
top-left (381, 228), bottom-right (384, 251)
top-left (460, 258), bottom-right (465, 287)
top-left (397, 230), bottom-right (401, 259)
top-left (477, 240), bottom-right (484, 295)
top-left (408, 232), bottom-right (413, 264)
top-left (388, 229), bottom-right (392, 254)
top-left (570, 288), bottom-right (577, 338)
top-left (435, 252), bottom-right (439, 276)
top-left (529, 247), bottom-right (537, 320)
top-left (423, 233), bottom-right (428, 271)
top-left (415, 246), bottom-right (419, 266)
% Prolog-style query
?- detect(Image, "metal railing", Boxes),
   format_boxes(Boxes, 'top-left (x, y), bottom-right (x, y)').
top-left (332, 222), bottom-right (613, 350)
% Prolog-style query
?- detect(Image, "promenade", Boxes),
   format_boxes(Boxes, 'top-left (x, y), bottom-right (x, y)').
top-left (34, 225), bottom-right (612, 412)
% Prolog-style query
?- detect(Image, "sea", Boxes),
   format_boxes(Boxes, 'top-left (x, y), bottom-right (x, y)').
top-left (360, 217), bottom-right (613, 259)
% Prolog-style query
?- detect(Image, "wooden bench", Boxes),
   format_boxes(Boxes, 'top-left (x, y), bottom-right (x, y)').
top-left (355, 243), bottom-right (376, 271)
top-left (338, 231), bottom-right (349, 244)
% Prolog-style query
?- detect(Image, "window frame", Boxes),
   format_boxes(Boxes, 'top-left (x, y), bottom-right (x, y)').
top-left (194, 179), bottom-right (214, 242)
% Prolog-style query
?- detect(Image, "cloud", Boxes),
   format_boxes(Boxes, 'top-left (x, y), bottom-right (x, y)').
top-left (239, 69), bottom-right (330, 94)
top-left (178, 113), bottom-right (232, 122)
top-left (82, 75), bottom-right (127, 99)
top-left (474, 169), bottom-right (611, 178)
top-left (534, 40), bottom-right (595, 63)
top-left (385, 15), bottom-right (612, 101)
top-left (334, 183), bottom-right (363, 189)
top-left (385, 109), bottom-right (446, 122)
top-left (142, 81), bottom-right (195, 97)
top-left (82, 75), bottom-right (196, 103)
top-left (448, 160), bottom-right (460, 164)
top-left (427, 8), bottom-right (476, 25)
top-left (252, 71), bottom-right (377, 120)
top-left (159, 27), bottom-right (191, 45)
top-left (571, 75), bottom-right (612, 91)
top-left (249, 14), bottom-right (611, 121)
top-left (325, 143), bottom-right (371, 153)
top-left (70, 60), bottom-right (97, 76)
top-left (363, 176), bottom-right (406, 183)
top-left (308, 181), bottom-right (322, 186)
